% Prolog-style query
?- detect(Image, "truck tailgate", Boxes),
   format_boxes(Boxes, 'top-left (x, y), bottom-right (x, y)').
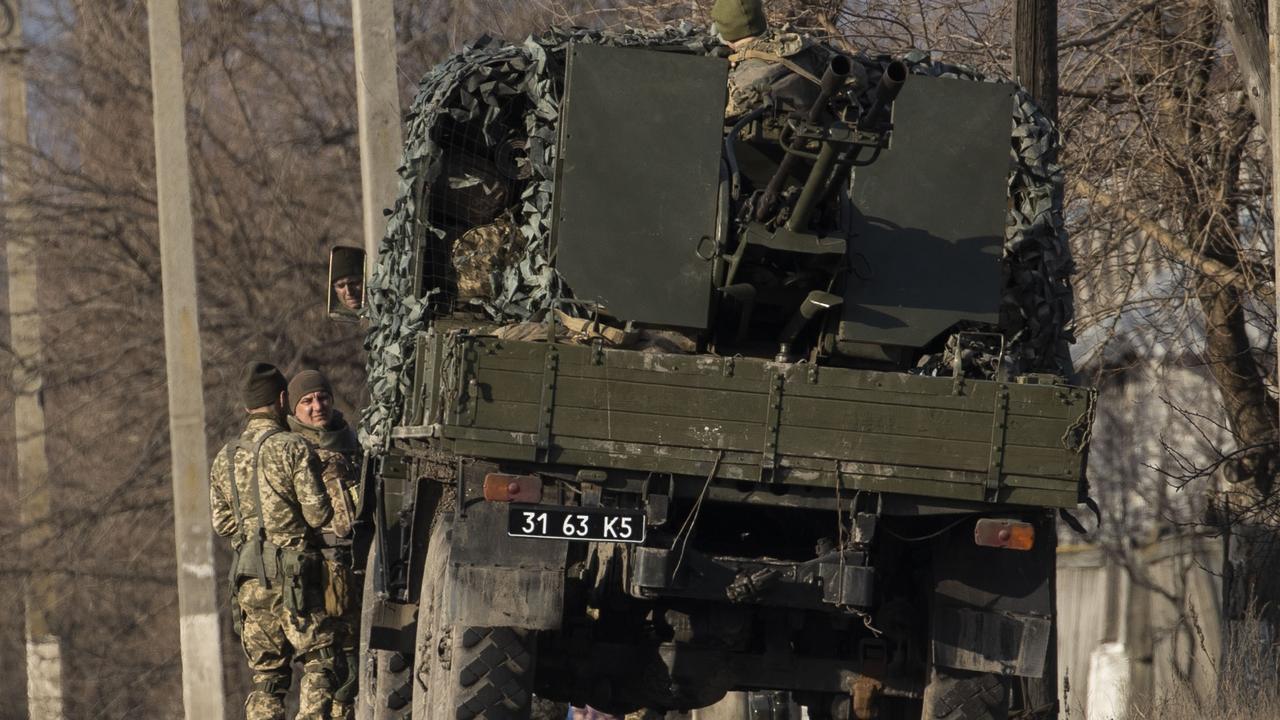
top-left (402, 332), bottom-right (1093, 508)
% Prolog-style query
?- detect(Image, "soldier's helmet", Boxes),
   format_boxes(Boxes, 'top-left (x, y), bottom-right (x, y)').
top-left (712, 0), bottom-right (767, 43)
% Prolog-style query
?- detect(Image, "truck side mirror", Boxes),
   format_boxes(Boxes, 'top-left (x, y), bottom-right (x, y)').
top-left (328, 246), bottom-right (367, 321)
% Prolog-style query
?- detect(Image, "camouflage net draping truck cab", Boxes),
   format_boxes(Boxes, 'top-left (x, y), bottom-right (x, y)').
top-left (353, 28), bottom-right (1092, 720)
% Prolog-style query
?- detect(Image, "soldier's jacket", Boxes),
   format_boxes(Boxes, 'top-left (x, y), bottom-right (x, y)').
top-left (726, 31), bottom-right (856, 117)
top-left (453, 219), bottom-right (522, 301)
top-left (288, 411), bottom-right (361, 540)
top-left (210, 413), bottom-right (332, 551)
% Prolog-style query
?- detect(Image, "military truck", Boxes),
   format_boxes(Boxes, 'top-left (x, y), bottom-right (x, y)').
top-left (339, 27), bottom-right (1092, 720)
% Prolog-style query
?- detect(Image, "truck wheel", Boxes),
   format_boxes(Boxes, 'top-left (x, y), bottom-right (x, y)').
top-left (358, 542), bottom-right (413, 719)
top-left (920, 667), bottom-right (1009, 720)
top-left (412, 515), bottom-right (454, 718)
top-left (417, 514), bottom-right (536, 719)
top-left (453, 626), bottom-right (536, 718)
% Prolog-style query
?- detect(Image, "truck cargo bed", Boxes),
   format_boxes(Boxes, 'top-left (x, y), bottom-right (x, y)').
top-left (397, 331), bottom-right (1093, 508)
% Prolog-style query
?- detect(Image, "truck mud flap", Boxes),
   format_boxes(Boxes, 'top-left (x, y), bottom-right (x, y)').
top-left (454, 566), bottom-right (564, 629)
top-left (452, 501), bottom-right (568, 630)
top-left (931, 604), bottom-right (1051, 678)
top-left (929, 511), bottom-right (1055, 678)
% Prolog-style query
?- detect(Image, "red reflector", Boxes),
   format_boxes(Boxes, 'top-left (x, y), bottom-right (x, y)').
top-left (483, 473), bottom-right (543, 503)
top-left (974, 519), bottom-right (1035, 551)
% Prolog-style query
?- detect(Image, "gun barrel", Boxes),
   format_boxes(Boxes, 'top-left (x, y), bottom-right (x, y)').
top-left (866, 60), bottom-right (908, 124)
top-left (758, 56), bottom-right (852, 222)
top-left (807, 55), bottom-right (853, 122)
top-left (785, 141), bottom-right (839, 233)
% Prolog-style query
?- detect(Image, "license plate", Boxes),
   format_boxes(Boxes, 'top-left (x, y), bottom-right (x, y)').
top-left (508, 503), bottom-right (646, 543)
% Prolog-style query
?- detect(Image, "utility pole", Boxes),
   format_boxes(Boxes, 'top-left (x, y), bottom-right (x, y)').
top-left (1013, 2), bottom-right (1061, 715)
top-left (1014, 0), bottom-right (1059, 125)
top-left (145, 2), bottom-right (226, 717)
top-left (1, 1), bottom-right (65, 718)
top-left (351, 0), bottom-right (403, 261)
top-left (1270, 0), bottom-right (1278, 415)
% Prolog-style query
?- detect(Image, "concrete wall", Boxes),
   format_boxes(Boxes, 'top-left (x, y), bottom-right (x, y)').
top-left (1056, 535), bottom-right (1223, 719)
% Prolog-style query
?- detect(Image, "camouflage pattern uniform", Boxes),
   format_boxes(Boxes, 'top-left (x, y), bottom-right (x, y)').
top-left (211, 413), bottom-right (336, 720)
top-left (289, 410), bottom-right (362, 720)
top-left (725, 32), bottom-right (854, 117)
top-left (453, 219), bottom-right (523, 301)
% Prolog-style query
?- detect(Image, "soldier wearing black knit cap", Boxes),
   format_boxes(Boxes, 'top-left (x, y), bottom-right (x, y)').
top-left (330, 251), bottom-right (364, 312)
top-left (210, 361), bottom-right (337, 720)
top-left (287, 368), bottom-right (363, 719)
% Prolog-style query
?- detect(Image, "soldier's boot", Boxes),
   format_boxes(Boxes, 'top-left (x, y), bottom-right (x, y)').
top-left (330, 652), bottom-right (359, 720)
top-left (245, 674), bottom-right (290, 720)
top-left (297, 646), bottom-right (338, 720)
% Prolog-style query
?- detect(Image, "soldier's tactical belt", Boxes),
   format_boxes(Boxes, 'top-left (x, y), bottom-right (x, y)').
top-left (231, 540), bottom-right (325, 615)
top-left (231, 538), bottom-right (280, 586)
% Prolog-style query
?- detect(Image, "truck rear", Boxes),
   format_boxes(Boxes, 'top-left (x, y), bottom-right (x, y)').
top-left (347, 27), bottom-right (1090, 720)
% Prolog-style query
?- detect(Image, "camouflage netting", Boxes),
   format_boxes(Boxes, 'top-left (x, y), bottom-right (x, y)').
top-left (360, 27), bottom-right (1074, 448)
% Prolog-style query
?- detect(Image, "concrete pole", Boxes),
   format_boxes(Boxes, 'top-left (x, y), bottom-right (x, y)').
top-left (144, 2), bottom-right (226, 717)
top-left (351, 0), bottom-right (403, 262)
top-left (1, 1), bottom-right (65, 717)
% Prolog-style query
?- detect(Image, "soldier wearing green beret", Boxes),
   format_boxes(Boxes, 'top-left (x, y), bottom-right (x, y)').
top-left (210, 361), bottom-right (338, 720)
top-left (287, 369), bottom-right (363, 720)
top-left (712, 0), bottom-right (768, 47)
top-left (713, 0), bottom-right (864, 117)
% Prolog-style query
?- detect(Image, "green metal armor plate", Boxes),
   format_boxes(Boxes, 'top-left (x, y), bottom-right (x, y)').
top-left (839, 75), bottom-right (1014, 353)
top-left (551, 44), bottom-right (729, 330)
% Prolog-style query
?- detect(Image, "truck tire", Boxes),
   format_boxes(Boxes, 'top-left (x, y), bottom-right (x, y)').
top-left (417, 514), bottom-right (536, 720)
top-left (358, 542), bottom-right (413, 719)
top-left (453, 626), bottom-right (536, 718)
top-left (921, 667), bottom-right (1009, 720)
top-left (412, 515), bottom-right (453, 718)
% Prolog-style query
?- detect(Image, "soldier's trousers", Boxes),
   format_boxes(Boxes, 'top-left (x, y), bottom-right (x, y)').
top-left (328, 607), bottom-right (360, 720)
top-left (237, 579), bottom-right (337, 720)
top-left (326, 554), bottom-right (362, 720)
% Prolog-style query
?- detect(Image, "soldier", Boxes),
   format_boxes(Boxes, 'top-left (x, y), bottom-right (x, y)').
top-left (711, 0), bottom-right (766, 48)
top-left (712, 0), bottom-right (860, 118)
top-left (210, 361), bottom-right (337, 720)
top-left (331, 253), bottom-right (364, 312)
top-left (287, 369), bottom-right (362, 719)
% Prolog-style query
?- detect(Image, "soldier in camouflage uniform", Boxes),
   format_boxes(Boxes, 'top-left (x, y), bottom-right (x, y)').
top-left (331, 250), bottom-right (365, 312)
top-left (287, 369), bottom-right (362, 720)
top-left (712, 0), bottom-right (863, 117)
top-left (210, 361), bottom-right (337, 720)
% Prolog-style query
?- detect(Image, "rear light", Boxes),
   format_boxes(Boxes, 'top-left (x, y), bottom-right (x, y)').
top-left (483, 473), bottom-right (543, 503)
top-left (973, 519), bottom-right (1035, 551)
